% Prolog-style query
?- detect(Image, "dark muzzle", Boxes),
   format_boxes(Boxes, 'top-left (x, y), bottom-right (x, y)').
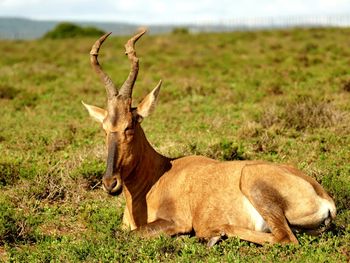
top-left (103, 133), bottom-right (122, 196)
top-left (102, 173), bottom-right (122, 196)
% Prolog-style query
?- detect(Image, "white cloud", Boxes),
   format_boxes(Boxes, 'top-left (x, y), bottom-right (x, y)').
top-left (1, 0), bottom-right (41, 7)
top-left (0, 0), bottom-right (349, 23)
top-left (260, 0), bottom-right (350, 17)
top-left (318, 0), bottom-right (350, 12)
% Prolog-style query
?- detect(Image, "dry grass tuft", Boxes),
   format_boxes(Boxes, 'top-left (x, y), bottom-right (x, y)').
top-left (283, 98), bottom-right (344, 130)
top-left (260, 97), bottom-right (345, 131)
top-left (260, 106), bottom-right (281, 129)
top-left (253, 130), bottom-right (281, 154)
top-left (27, 168), bottom-right (69, 203)
top-left (237, 121), bottom-right (263, 139)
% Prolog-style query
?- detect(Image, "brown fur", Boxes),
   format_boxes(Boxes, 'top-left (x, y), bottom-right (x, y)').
top-left (83, 31), bottom-right (336, 246)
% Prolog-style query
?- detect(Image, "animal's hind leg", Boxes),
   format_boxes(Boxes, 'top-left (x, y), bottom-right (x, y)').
top-left (241, 176), bottom-right (299, 244)
top-left (196, 224), bottom-right (278, 246)
top-left (133, 219), bottom-right (190, 238)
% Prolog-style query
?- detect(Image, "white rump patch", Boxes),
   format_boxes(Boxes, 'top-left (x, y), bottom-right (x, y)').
top-left (315, 197), bottom-right (336, 222)
top-left (243, 197), bottom-right (270, 232)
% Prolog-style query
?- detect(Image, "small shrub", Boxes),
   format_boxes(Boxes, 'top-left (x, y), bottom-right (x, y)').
top-left (0, 199), bottom-right (38, 245)
top-left (0, 200), bottom-right (18, 245)
top-left (43, 22), bottom-right (105, 39)
top-left (0, 85), bottom-right (19, 99)
top-left (342, 79), bottom-right (350, 92)
top-left (172, 27), bottom-right (189, 35)
top-left (207, 140), bottom-right (246, 161)
top-left (26, 172), bottom-right (68, 202)
top-left (0, 162), bottom-right (20, 187)
top-left (83, 26), bottom-right (106, 37)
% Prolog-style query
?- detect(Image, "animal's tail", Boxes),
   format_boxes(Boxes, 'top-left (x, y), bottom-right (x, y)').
top-left (296, 209), bottom-right (335, 236)
top-left (329, 202), bottom-right (337, 221)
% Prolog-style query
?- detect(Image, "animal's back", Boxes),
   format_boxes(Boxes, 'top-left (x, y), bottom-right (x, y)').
top-left (147, 157), bottom-right (335, 236)
top-left (146, 157), bottom-right (267, 233)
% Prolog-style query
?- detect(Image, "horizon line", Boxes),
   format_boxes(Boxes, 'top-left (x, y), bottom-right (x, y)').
top-left (1, 13), bottom-right (350, 26)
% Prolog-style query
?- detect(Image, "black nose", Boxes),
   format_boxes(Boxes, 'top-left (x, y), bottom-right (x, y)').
top-left (103, 176), bottom-right (117, 192)
top-left (102, 175), bottom-right (122, 196)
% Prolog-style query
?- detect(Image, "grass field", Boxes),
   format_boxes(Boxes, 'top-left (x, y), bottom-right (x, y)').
top-left (0, 27), bottom-right (349, 262)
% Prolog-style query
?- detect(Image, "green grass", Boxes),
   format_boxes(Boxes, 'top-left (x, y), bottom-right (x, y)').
top-left (1, 27), bottom-right (350, 262)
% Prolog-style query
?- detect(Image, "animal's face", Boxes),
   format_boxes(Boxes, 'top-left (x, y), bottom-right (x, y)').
top-left (83, 89), bottom-right (162, 196)
top-left (102, 97), bottom-right (138, 195)
top-left (83, 30), bottom-right (162, 196)
top-left (83, 96), bottom-right (142, 196)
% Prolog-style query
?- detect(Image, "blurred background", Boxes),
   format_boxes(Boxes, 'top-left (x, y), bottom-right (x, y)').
top-left (1, 0), bottom-right (350, 261)
top-left (1, 0), bottom-right (350, 39)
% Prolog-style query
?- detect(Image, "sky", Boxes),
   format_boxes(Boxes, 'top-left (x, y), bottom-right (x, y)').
top-left (0, 0), bottom-right (349, 24)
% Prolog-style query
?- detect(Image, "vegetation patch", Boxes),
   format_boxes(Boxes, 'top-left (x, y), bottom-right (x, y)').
top-left (72, 160), bottom-right (105, 190)
top-left (14, 91), bottom-right (38, 109)
top-left (342, 79), bottom-right (350, 92)
top-left (0, 198), bottom-right (39, 245)
top-left (172, 27), bottom-right (190, 35)
top-left (0, 162), bottom-right (20, 187)
top-left (30, 174), bottom-right (67, 202)
top-left (207, 140), bottom-right (247, 160)
top-left (259, 96), bottom-right (345, 131)
top-left (43, 22), bottom-right (106, 39)
top-left (0, 85), bottom-right (19, 99)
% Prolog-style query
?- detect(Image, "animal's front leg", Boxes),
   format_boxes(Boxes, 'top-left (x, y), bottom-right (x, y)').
top-left (132, 219), bottom-right (183, 238)
top-left (121, 206), bottom-right (136, 230)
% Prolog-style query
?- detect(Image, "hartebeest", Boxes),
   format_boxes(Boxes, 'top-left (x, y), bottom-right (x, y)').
top-left (82, 30), bottom-right (336, 246)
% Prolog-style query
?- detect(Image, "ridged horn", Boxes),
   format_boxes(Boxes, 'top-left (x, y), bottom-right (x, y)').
top-left (90, 32), bottom-right (118, 100)
top-left (119, 29), bottom-right (147, 98)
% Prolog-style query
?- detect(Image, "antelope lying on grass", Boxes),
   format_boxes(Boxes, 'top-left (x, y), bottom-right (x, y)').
top-left (82, 30), bottom-right (336, 246)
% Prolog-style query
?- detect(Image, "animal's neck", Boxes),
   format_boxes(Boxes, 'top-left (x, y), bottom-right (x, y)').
top-left (122, 127), bottom-right (171, 227)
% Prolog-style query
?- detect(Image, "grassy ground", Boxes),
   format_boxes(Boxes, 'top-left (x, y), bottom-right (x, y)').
top-left (0, 27), bottom-right (349, 262)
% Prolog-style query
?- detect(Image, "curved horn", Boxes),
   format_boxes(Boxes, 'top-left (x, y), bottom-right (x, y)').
top-left (90, 32), bottom-right (118, 100)
top-left (119, 29), bottom-right (147, 99)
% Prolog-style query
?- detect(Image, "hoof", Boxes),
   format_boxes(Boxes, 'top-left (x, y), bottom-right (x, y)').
top-left (207, 232), bottom-right (226, 247)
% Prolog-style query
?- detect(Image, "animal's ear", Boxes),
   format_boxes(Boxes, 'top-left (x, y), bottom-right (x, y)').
top-left (82, 101), bottom-right (107, 123)
top-left (136, 80), bottom-right (162, 119)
